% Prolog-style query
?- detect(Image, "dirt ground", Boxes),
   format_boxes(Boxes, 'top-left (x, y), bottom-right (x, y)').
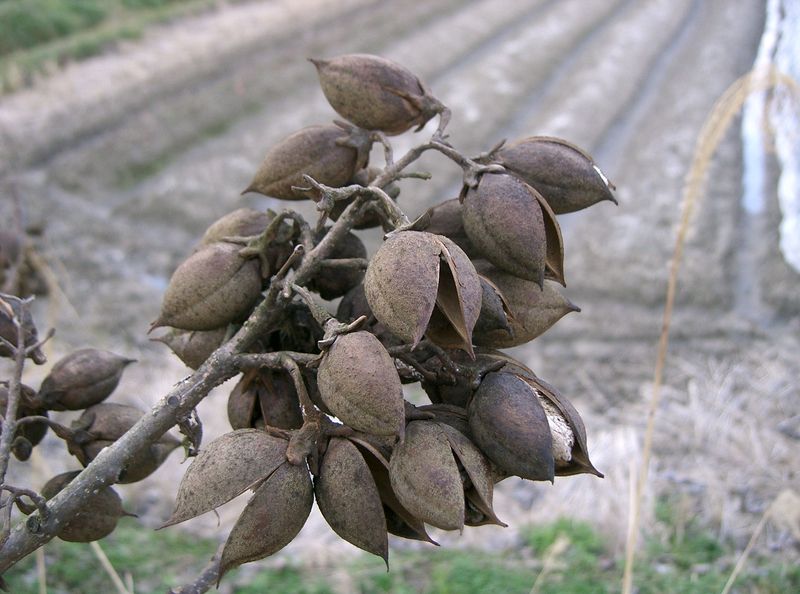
top-left (1, 0), bottom-right (798, 580)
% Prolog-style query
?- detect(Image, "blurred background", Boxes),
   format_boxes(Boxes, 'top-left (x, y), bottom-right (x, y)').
top-left (0, 0), bottom-right (798, 592)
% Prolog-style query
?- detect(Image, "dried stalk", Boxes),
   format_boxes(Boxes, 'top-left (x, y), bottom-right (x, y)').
top-left (620, 67), bottom-right (799, 594)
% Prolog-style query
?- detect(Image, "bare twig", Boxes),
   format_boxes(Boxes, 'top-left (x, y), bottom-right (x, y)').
top-left (168, 546), bottom-right (222, 594)
top-left (0, 296), bottom-right (29, 487)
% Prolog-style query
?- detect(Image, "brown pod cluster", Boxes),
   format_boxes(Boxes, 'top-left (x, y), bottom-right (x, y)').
top-left (69, 403), bottom-right (180, 483)
top-left (311, 54), bottom-right (443, 135)
top-left (37, 348), bottom-right (135, 411)
top-left (462, 173), bottom-right (565, 287)
top-left (244, 123), bottom-right (369, 200)
top-left (495, 136), bottom-right (617, 214)
top-left (227, 369), bottom-right (303, 431)
top-left (152, 241), bottom-right (262, 331)
top-left (364, 231), bottom-right (481, 355)
top-left (328, 166), bottom-right (402, 229)
top-left (421, 198), bottom-right (481, 259)
top-left (0, 382), bottom-right (49, 461)
top-left (317, 331), bottom-right (404, 437)
top-left (40, 471), bottom-right (130, 543)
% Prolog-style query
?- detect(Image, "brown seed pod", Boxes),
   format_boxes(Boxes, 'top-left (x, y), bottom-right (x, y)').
top-left (420, 198), bottom-right (481, 259)
top-left (462, 173), bottom-right (562, 286)
top-left (495, 136), bottom-right (617, 214)
top-left (200, 208), bottom-right (273, 245)
top-left (40, 471), bottom-right (130, 542)
top-left (364, 231), bottom-right (481, 355)
top-left (310, 54), bottom-right (443, 135)
top-left (243, 124), bottom-right (368, 200)
top-left (517, 374), bottom-right (603, 478)
top-left (70, 403), bottom-right (180, 484)
top-left (315, 437), bottom-right (388, 563)
top-left (317, 331), bottom-right (404, 437)
top-left (0, 383), bottom-right (48, 461)
top-left (152, 326), bottom-right (227, 370)
top-left (37, 348), bottom-right (135, 411)
top-left (0, 294), bottom-right (46, 364)
top-left (219, 460), bottom-right (313, 579)
top-left (472, 262), bottom-right (579, 348)
top-left (227, 369), bottom-right (303, 431)
top-left (151, 241), bottom-right (262, 331)
top-left (309, 228), bottom-right (367, 300)
top-left (389, 420), bottom-right (465, 531)
top-left (163, 429), bottom-right (289, 527)
top-left (468, 371), bottom-right (554, 482)
top-left (337, 284), bottom-right (402, 349)
top-left (349, 436), bottom-right (437, 545)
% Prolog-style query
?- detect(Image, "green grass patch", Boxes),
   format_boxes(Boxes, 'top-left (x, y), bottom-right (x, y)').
top-left (0, 0), bottom-right (250, 93)
top-left (3, 514), bottom-right (798, 593)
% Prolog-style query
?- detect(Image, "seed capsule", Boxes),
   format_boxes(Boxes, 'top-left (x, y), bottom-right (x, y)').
top-left (309, 228), bottom-right (367, 300)
top-left (38, 348), bottom-right (135, 411)
top-left (243, 124), bottom-right (368, 200)
top-left (227, 369), bottom-right (303, 431)
top-left (152, 327), bottom-right (227, 370)
top-left (495, 136), bottom-right (617, 213)
top-left (41, 471), bottom-right (129, 542)
top-left (69, 403), bottom-right (180, 484)
top-left (151, 242), bottom-right (262, 331)
top-left (0, 294), bottom-right (46, 364)
top-left (317, 331), bottom-right (404, 437)
top-left (0, 383), bottom-right (48, 461)
top-left (311, 54), bottom-right (443, 135)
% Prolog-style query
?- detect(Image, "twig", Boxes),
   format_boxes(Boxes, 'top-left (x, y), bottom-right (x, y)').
top-left (0, 296), bottom-right (29, 487)
top-left (529, 534), bottom-right (569, 594)
top-left (620, 66), bottom-right (799, 594)
top-left (90, 541), bottom-right (131, 594)
top-left (720, 504), bottom-right (772, 594)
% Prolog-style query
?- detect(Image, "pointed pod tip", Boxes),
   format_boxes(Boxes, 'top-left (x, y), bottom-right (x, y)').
top-left (307, 57), bottom-right (326, 69)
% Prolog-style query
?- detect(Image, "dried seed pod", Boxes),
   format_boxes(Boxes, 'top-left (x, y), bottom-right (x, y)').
top-left (468, 371), bottom-right (554, 482)
top-left (317, 331), bottom-right (404, 437)
top-left (37, 348), bottom-right (135, 411)
top-left (495, 136), bottom-right (617, 213)
top-left (243, 124), bottom-right (368, 200)
top-left (163, 429), bottom-right (289, 527)
top-left (364, 231), bottom-right (481, 355)
top-left (151, 242), bottom-right (262, 331)
top-left (462, 173), bottom-right (558, 286)
top-left (518, 374), bottom-right (603, 477)
top-left (219, 460), bottom-right (313, 578)
top-left (200, 208), bottom-right (273, 245)
top-left (0, 383), bottom-right (48, 461)
top-left (472, 262), bottom-right (579, 348)
top-left (473, 274), bottom-right (514, 339)
top-left (389, 421), bottom-right (465, 531)
top-left (420, 198), bottom-right (480, 259)
top-left (349, 436), bottom-right (438, 545)
top-left (70, 403), bottom-right (180, 484)
top-left (311, 54), bottom-right (443, 135)
top-left (315, 437), bottom-right (388, 563)
top-left (0, 294), bottom-right (46, 364)
top-left (152, 326), bottom-right (227, 370)
top-left (337, 284), bottom-right (402, 349)
top-left (437, 423), bottom-right (505, 527)
top-left (227, 369), bottom-right (302, 431)
top-left (40, 471), bottom-right (130, 542)
top-left (309, 228), bottom-right (367, 300)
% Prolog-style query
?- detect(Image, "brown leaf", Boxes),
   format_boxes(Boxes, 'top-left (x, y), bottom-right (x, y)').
top-left (389, 421), bottom-right (464, 531)
top-left (219, 461), bottom-right (312, 578)
top-left (162, 429), bottom-right (288, 527)
top-left (315, 438), bottom-right (388, 563)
